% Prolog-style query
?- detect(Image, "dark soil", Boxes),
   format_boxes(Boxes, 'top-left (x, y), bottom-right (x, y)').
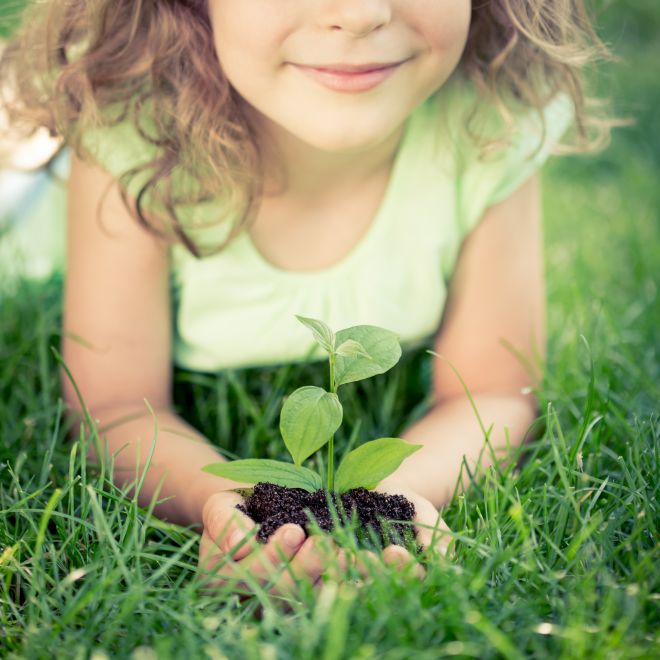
top-left (237, 482), bottom-right (417, 549)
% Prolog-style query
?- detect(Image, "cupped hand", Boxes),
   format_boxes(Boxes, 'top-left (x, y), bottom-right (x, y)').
top-left (197, 487), bottom-right (451, 598)
top-left (198, 491), bottom-right (352, 599)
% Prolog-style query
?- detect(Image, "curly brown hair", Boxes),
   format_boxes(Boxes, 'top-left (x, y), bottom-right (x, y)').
top-left (1, 0), bottom-right (615, 256)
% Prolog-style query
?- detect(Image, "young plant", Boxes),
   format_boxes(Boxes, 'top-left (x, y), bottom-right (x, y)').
top-left (202, 316), bottom-right (421, 494)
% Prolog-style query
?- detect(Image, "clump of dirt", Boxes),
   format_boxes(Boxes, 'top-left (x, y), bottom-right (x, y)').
top-left (237, 482), bottom-right (416, 549)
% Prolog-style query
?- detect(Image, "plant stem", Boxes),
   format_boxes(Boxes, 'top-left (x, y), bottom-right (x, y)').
top-left (328, 352), bottom-right (336, 491)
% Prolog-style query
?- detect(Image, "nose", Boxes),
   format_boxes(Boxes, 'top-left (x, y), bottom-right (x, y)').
top-left (318, 0), bottom-right (392, 37)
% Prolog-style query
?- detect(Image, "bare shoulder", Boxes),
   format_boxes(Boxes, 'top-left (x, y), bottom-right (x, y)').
top-left (63, 154), bottom-right (172, 414)
top-left (433, 173), bottom-right (544, 404)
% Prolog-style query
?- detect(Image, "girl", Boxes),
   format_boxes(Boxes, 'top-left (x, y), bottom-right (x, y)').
top-left (1, 0), bottom-right (611, 595)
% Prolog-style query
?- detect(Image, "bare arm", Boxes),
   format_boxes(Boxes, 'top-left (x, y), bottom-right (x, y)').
top-left (382, 174), bottom-right (544, 508)
top-left (63, 154), bottom-right (241, 528)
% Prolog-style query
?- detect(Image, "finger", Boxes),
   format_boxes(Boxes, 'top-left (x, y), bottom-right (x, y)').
top-left (416, 513), bottom-right (452, 557)
top-left (308, 543), bottom-right (420, 597)
top-left (202, 491), bottom-right (256, 561)
top-left (198, 529), bottom-right (219, 575)
top-left (430, 519), bottom-right (453, 558)
top-left (198, 530), bottom-right (238, 590)
top-left (198, 548), bottom-right (263, 595)
top-left (272, 535), bottom-right (343, 596)
top-left (372, 483), bottom-right (451, 557)
top-left (198, 527), bottom-right (255, 577)
top-left (310, 548), bottom-right (351, 595)
top-left (383, 544), bottom-right (425, 579)
top-left (321, 548), bottom-right (349, 583)
top-left (199, 529), bottom-right (218, 566)
top-left (347, 548), bottom-right (381, 580)
top-left (200, 523), bottom-right (307, 595)
top-left (402, 493), bottom-right (452, 557)
top-left (245, 523), bottom-right (306, 583)
top-left (330, 545), bottom-right (419, 590)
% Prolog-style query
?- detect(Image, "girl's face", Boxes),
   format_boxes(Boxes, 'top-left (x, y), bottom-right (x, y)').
top-left (208, 1), bottom-right (471, 154)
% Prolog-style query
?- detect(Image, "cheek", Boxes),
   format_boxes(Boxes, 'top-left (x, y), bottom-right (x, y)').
top-left (208, 2), bottom-right (290, 72)
top-left (415, 1), bottom-right (472, 57)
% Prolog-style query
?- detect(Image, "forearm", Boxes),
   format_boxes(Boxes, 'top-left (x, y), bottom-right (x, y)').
top-left (83, 405), bottom-right (245, 528)
top-left (386, 394), bottom-right (537, 508)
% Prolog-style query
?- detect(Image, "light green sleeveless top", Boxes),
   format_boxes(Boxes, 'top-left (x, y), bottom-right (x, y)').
top-left (80, 78), bottom-right (572, 371)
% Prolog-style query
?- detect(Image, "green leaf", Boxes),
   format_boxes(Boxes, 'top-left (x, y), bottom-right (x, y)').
top-left (334, 438), bottom-right (422, 493)
top-left (335, 339), bottom-right (370, 359)
top-left (295, 315), bottom-right (335, 353)
top-left (280, 386), bottom-right (343, 465)
top-left (333, 325), bottom-right (402, 387)
top-left (202, 459), bottom-right (323, 492)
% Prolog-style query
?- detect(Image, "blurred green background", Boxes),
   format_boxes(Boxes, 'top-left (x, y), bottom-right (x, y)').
top-left (0, 0), bottom-right (24, 38)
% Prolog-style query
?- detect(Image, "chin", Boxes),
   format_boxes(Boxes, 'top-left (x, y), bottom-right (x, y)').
top-left (292, 122), bottom-right (398, 154)
top-left (304, 136), bottom-right (379, 154)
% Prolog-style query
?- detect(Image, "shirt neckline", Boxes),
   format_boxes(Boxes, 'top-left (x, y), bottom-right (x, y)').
top-left (242, 110), bottom-right (419, 283)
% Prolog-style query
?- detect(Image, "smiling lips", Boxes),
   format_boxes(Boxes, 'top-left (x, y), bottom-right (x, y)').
top-left (293, 60), bottom-right (406, 93)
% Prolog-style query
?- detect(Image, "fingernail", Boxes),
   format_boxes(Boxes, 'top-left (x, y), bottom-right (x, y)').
top-left (283, 526), bottom-right (304, 548)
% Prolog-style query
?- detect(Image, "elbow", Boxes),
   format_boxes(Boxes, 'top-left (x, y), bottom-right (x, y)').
top-left (59, 361), bottom-right (171, 463)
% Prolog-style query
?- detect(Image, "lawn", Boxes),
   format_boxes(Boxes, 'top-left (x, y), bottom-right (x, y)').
top-left (1, 2), bottom-right (658, 658)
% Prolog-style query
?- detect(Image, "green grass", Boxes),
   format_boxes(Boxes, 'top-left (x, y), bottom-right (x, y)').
top-left (1, 2), bottom-right (658, 658)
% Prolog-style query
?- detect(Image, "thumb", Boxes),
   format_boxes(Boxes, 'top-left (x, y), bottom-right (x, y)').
top-left (384, 488), bottom-right (452, 557)
top-left (202, 491), bottom-right (256, 559)
top-left (410, 496), bottom-right (452, 557)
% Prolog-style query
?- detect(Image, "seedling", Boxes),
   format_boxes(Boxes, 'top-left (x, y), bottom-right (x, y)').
top-left (202, 315), bottom-right (422, 494)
